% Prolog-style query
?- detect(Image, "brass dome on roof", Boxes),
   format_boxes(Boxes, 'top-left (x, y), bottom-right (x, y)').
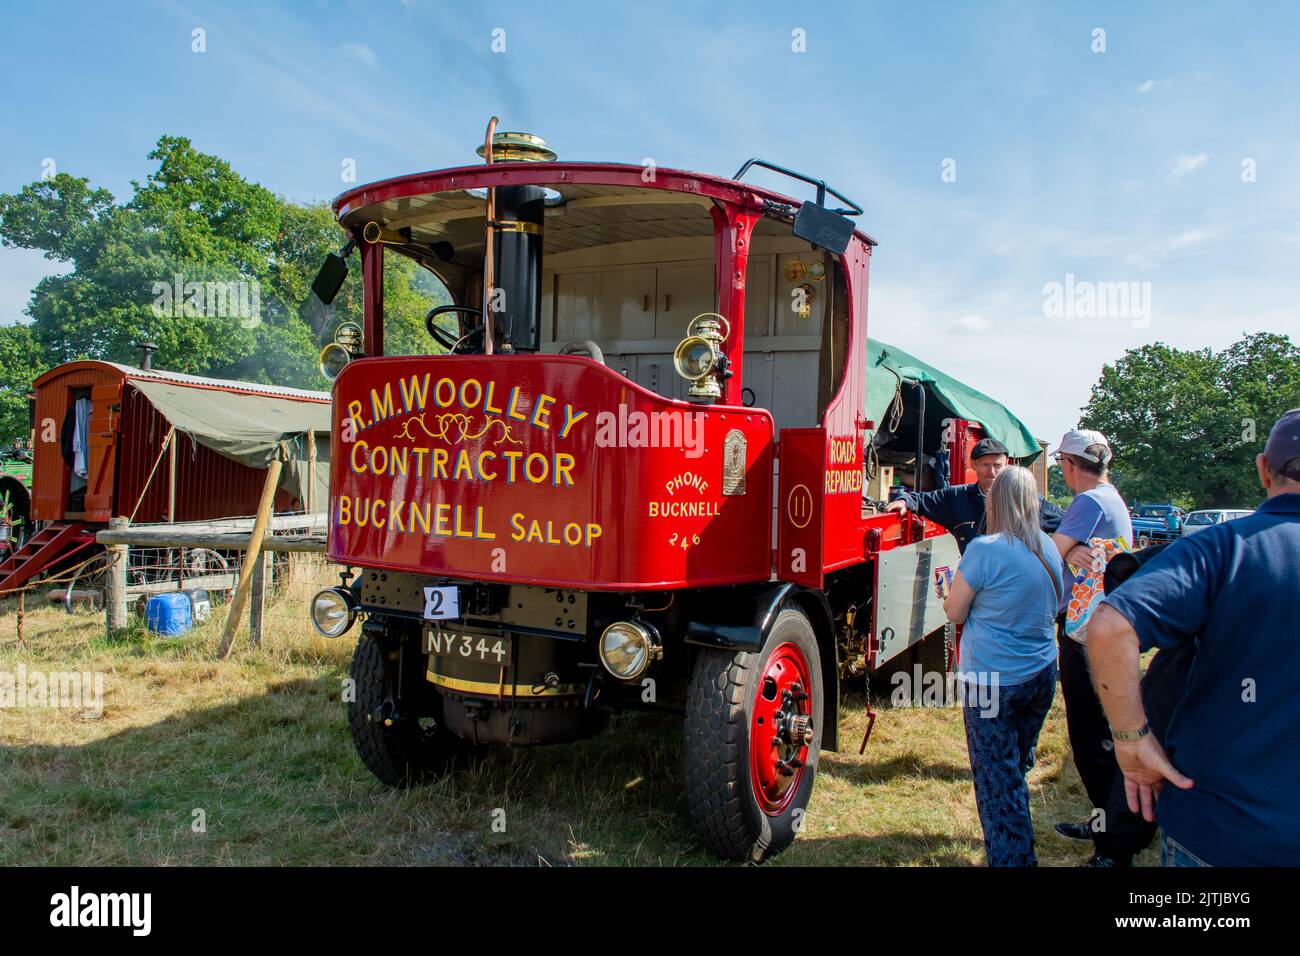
top-left (476, 131), bottom-right (557, 162)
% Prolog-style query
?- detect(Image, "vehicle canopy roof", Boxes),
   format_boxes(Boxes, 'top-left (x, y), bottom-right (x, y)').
top-left (866, 339), bottom-right (1040, 460)
top-left (332, 161), bottom-right (876, 271)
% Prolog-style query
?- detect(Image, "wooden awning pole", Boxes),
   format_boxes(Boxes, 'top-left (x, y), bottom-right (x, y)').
top-left (218, 456), bottom-right (282, 659)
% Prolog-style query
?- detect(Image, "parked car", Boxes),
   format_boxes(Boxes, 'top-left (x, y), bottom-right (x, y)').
top-left (1183, 508), bottom-right (1256, 535)
top-left (1130, 502), bottom-right (1185, 548)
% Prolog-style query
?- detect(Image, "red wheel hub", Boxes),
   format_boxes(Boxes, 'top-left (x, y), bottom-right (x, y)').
top-left (749, 641), bottom-right (814, 816)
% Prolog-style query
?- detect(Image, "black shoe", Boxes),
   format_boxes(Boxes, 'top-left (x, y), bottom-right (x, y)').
top-left (1054, 821), bottom-right (1093, 841)
top-left (1084, 853), bottom-right (1130, 868)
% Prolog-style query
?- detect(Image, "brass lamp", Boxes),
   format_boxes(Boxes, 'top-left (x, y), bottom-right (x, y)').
top-left (673, 313), bottom-right (730, 403)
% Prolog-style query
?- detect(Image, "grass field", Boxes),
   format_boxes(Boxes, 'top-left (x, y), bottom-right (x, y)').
top-left (0, 567), bottom-right (1130, 867)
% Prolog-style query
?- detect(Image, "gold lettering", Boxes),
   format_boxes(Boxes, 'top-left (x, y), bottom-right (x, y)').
top-left (410, 502), bottom-right (430, 534)
top-left (554, 453), bottom-right (575, 487)
top-left (560, 404), bottom-right (588, 439)
top-left (399, 374), bottom-right (430, 413)
top-left (531, 394), bottom-right (555, 429)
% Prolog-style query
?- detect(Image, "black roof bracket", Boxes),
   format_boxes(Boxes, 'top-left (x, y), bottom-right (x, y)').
top-left (732, 158), bottom-right (863, 217)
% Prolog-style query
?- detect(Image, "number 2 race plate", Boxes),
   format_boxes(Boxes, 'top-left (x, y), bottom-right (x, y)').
top-left (422, 585), bottom-right (460, 620)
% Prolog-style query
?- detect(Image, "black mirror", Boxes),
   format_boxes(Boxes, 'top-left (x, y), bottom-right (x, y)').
top-left (312, 251), bottom-right (350, 305)
top-left (793, 202), bottom-right (854, 256)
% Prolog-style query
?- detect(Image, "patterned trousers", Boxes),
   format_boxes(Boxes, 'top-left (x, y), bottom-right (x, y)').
top-left (962, 662), bottom-right (1058, 866)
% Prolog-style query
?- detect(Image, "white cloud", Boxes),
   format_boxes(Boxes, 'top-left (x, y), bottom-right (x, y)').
top-left (953, 314), bottom-right (991, 334)
top-left (342, 43), bottom-right (377, 67)
top-left (1170, 152), bottom-right (1209, 179)
top-left (1137, 78), bottom-right (1171, 94)
top-left (1124, 227), bottom-right (1220, 270)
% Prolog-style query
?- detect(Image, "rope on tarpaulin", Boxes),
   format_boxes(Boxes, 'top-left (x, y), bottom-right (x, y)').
top-left (127, 425), bottom-right (177, 524)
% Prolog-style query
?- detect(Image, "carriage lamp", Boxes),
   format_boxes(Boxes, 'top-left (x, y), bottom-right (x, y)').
top-left (310, 587), bottom-right (358, 638)
top-left (673, 313), bottom-right (731, 403)
top-left (318, 322), bottom-right (365, 381)
top-left (598, 620), bottom-right (662, 681)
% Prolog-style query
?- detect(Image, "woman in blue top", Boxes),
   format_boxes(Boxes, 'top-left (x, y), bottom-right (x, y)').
top-left (943, 466), bottom-right (1063, 866)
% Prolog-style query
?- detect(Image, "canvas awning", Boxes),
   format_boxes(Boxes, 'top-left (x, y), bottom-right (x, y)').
top-left (865, 339), bottom-right (1040, 459)
top-left (128, 379), bottom-right (331, 507)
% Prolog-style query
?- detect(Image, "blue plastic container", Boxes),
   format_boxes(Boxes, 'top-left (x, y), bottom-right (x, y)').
top-left (145, 592), bottom-right (193, 635)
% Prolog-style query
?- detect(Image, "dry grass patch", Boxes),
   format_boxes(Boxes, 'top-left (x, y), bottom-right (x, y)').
top-left (1, 576), bottom-right (1118, 866)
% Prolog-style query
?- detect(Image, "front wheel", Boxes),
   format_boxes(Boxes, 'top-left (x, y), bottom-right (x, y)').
top-left (347, 630), bottom-right (473, 787)
top-left (683, 604), bottom-right (824, 862)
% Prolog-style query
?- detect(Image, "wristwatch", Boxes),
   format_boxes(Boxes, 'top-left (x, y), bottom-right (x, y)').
top-left (1111, 722), bottom-right (1150, 742)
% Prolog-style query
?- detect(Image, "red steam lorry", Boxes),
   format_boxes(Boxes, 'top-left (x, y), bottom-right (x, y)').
top-left (309, 126), bottom-right (962, 862)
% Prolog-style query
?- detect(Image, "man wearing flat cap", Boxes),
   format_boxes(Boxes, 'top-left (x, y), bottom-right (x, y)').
top-left (886, 437), bottom-right (1064, 553)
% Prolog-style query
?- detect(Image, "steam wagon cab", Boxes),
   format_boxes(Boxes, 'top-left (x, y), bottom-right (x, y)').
top-left (312, 131), bottom-right (1035, 862)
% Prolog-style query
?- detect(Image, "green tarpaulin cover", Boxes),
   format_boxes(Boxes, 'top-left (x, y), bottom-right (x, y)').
top-left (865, 339), bottom-right (1041, 459)
top-left (128, 379), bottom-right (332, 508)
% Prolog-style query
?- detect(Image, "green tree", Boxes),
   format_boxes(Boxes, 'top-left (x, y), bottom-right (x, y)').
top-left (1080, 332), bottom-right (1300, 509)
top-left (0, 323), bottom-right (47, 445)
top-left (0, 136), bottom-right (449, 395)
top-left (1046, 463), bottom-right (1073, 509)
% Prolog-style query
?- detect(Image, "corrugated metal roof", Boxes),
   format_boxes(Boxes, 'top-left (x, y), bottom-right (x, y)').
top-left (103, 363), bottom-right (330, 402)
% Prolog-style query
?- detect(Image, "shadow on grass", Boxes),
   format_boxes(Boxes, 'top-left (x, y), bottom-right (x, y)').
top-left (2, 669), bottom-right (1025, 867)
top-left (820, 752), bottom-right (973, 784)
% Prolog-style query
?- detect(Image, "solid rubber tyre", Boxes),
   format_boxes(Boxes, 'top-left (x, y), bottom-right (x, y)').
top-left (347, 631), bottom-right (469, 787)
top-left (683, 603), bottom-right (824, 863)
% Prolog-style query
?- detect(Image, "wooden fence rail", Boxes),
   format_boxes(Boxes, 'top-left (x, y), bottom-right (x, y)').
top-left (96, 510), bottom-right (328, 652)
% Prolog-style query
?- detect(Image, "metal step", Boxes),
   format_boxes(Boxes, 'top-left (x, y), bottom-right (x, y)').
top-left (0, 522), bottom-right (97, 595)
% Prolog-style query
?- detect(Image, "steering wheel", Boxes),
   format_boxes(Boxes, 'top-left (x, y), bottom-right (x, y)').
top-left (426, 305), bottom-right (484, 353)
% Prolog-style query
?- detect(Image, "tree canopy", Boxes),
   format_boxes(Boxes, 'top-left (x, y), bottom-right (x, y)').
top-left (0, 135), bottom-right (446, 443)
top-left (1080, 332), bottom-right (1300, 509)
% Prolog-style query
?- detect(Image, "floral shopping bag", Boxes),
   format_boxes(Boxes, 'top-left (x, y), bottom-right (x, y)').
top-left (1064, 536), bottom-right (1132, 642)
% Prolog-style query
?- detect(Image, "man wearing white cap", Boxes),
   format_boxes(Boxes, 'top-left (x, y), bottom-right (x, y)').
top-left (1047, 428), bottom-right (1134, 865)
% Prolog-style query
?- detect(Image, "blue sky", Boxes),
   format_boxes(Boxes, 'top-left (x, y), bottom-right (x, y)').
top-left (2, 0), bottom-right (1297, 444)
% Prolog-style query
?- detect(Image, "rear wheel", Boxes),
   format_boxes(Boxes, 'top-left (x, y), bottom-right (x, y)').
top-left (347, 629), bottom-right (473, 787)
top-left (683, 604), bottom-right (823, 862)
top-left (1137, 534), bottom-right (1151, 549)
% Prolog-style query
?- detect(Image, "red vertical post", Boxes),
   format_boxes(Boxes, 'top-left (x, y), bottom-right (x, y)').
top-left (362, 239), bottom-right (384, 357)
top-left (711, 204), bottom-right (759, 406)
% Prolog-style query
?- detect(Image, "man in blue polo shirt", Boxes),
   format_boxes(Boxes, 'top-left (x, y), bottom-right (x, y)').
top-left (1086, 408), bottom-right (1300, 866)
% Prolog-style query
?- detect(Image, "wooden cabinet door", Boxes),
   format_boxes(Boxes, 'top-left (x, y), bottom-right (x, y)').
top-left (85, 383), bottom-right (121, 521)
top-left (654, 262), bottom-right (715, 339)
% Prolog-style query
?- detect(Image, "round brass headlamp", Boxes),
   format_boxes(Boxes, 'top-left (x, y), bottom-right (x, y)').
top-left (598, 620), bottom-right (662, 681)
top-left (310, 587), bottom-right (357, 638)
top-left (319, 342), bottom-right (352, 380)
top-left (673, 313), bottom-right (731, 403)
top-left (673, 336), bottom-right (716, 380)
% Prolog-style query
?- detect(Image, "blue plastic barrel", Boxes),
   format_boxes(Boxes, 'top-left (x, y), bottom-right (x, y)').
top-left (145, 592), bottom-right (193, 635)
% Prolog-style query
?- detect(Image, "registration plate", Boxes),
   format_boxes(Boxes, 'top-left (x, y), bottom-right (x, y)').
top-left (424, 628), bottom-right (512, 666)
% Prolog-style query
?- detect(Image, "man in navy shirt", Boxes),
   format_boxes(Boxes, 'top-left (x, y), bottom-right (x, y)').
top-left (1087, 408), bottom-right (1300, 866)
top-left (886, 438), bottom-right (1064, 553)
